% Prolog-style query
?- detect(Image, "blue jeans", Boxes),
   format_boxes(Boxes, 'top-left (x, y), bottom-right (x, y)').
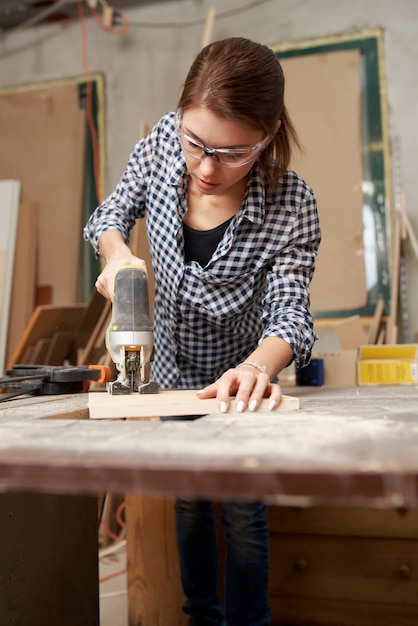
top-left (175, 498), bottom-right (270, 626)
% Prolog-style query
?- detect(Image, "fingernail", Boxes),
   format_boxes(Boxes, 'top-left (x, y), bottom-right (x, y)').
top-left (268, 400), bottom-right (277, 411)
top-left (236, 400), bottom-right (245, 413)
top-left (196, 388), bottom-right (205, 395)
top-left (220, 401), bottom-right (228, 413)
top-left (249, 399), bottom-right (258, 412)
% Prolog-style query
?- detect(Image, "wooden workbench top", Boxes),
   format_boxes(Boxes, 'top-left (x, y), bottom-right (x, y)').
top-left (1, 386), bottom-right (418, 505)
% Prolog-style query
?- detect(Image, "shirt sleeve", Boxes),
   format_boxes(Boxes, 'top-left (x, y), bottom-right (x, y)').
top-left (261, 182), bottom-right (321, 369)
top-left (83, 121), bottom-right (160, 257)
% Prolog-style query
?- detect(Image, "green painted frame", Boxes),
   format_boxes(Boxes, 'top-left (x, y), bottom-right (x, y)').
top-left (273, 29), bottom-right (392, 318)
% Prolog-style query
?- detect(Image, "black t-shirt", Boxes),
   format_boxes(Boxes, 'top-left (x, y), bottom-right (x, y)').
top-left (183, 218), bottom-right (233, 267)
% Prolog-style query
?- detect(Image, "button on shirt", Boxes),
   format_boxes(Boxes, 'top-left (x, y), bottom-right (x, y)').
top-left (83, 112), bottom-right (321, 389)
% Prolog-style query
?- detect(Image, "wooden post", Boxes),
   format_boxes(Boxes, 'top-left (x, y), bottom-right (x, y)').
top-left (367, 297), bottom-right (385, 344)
top-left (386, 209), bottom-right (402, 344)
top-left (125, 494), bottom-right (187, 626)
top-left (200, 6), bottom-right (216, 50)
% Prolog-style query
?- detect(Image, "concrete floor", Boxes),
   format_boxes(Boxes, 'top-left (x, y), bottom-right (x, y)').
top-left (99, 540), bottom-right (128, 626)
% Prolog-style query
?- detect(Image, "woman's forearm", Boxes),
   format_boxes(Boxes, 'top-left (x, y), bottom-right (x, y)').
top-left (98, 229), bottom-right (132, 262)
top-left (239, 336), bottom-right (293, 381)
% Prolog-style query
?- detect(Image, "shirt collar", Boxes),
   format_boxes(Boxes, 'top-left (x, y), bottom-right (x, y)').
top-left (167, 132), bottom-right (186, 185)
top-left (166, 141), bottom-right (270, 225)
top-left (241, 163), bottom-right (268, 225)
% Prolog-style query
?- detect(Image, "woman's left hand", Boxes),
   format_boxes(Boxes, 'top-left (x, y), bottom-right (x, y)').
top-left (196, 364), bottom-right (282, 413)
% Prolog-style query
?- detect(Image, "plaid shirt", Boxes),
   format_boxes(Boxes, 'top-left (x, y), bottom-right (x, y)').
top-left (84, 112), bottom-right (321, 389)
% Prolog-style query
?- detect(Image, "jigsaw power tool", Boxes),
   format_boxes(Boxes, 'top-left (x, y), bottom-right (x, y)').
top-left (106, 264), bottom-right (159, 395)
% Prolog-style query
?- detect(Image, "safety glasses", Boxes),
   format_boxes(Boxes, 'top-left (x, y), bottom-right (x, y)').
top-left (175, 110), bottom-right (270, 167)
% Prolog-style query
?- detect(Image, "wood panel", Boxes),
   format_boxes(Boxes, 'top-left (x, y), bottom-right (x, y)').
top-left (125, 495), bottom-right (187, 626)
top-left (0, 491), bottom-right (99, 626)
top-left (282, 49), bottom-right (366, 314)
top-left (267, 505), bottom-right (418, 625)
top-left (268, 505), bottom-right (418, 539)
top-left (0, 82), bottom-right (86, 305)
top-left (269, 534), bottom-right (418, 603)
top-left (0, 180), bottom-right (20, 374)
top-left (8, 304), bottom-right (87, 366)
top-left (6, 202), bottom-right (38, 366)
top-left (88, 389), bottom-right (300, 419)
top-left (269, 595), bottom-right (418, 626)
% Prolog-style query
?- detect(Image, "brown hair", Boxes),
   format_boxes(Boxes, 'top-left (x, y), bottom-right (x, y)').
top-left (177, 37), bottom-right (301, 187)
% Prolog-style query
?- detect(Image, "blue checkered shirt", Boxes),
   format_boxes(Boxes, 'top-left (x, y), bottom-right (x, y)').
top-left (84, 112), bottom-right (321, 389)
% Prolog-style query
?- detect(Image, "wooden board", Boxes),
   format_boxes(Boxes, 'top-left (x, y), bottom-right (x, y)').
top-left (367, 297), bottom-right (385, 344)
top-left (6, 202), bottom-right (38, 366)
top-left (3, 387), bottom-right (418, 503)
top-left (88, 389), bottom-right (300, 419)
top-left (0, 180), bottom-right (21, 374)
top-left (282, 49), bottom-right (367, 313)
top-left (0, 83), bottom-right (86, 305)
top-left (8, 304), bottom-right (87, 367)
top-left (125, 494), bottom-right (186, 626)
top-left (335, 315), bottom-right (368, 350)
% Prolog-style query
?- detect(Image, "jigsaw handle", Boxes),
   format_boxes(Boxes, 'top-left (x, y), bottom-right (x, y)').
top-left (111, 265), bottom-right (152, 333)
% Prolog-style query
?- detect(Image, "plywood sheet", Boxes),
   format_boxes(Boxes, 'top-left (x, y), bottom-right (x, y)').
top-left (0, 180), bottom-right (21, 374)
top-left (335, 315), bottom-right (368, 350)
top-left (0, 83), bottom-right (86, 305)
top-left (6, 202), bottom-right (38, 365)
top-left (9, 304), bottom-right (87, 367)
top-left (88, 389), bottom-right (300, 419)
top-left (281, 49), bottom-right (366, 313)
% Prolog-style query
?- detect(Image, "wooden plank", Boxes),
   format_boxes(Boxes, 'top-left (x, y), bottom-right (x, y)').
top-left (270, 595), bottom-right (418, 626)
top-left (268, 505), bottom-right (418, 539)
top-left (125, 495), bottom-right (186, 626)
top-left (401, 202), bottom-right (418, 264)
top-left (269, 533), bottom-right (418, 604)
top-left (0, 83), bottom-right (86, 305)
top-left (88, 389), bottom-right (300, 419)
top-left (335, 315), bottom-right (368, 349)
top-left (77, 289), bottom-right (108, 334)
top-left (367, 296), bottom-right (385, 344)
top-left (0, 393), bottom-right (89, 422)
top-left (284, 50), bottom-right (366, 314)
top-left (9, 304), bottom-right (86, 366)
top-left (0, 180), bottom-right (20, 374)
top-left (43, 330), bottom-right (85, 366)
top-left (386, 210), bottom-right (402, 344)
top-left (2, 387), bottom-right (418, 501)
top-left (6, 201), bottom-right (38, 366)
top-left (29, 338), bottom-right (51, 364)
top-left (78, 299), bottom-right (111, 366)
top-left (200, 6), bottom-right (216, 49)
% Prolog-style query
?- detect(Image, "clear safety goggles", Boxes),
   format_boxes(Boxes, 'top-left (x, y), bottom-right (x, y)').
top-left (176, 110), bottom-right (270, 167)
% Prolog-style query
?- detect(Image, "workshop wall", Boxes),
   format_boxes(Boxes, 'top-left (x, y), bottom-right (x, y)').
top-left (0, 0), bottom-right (417, 338)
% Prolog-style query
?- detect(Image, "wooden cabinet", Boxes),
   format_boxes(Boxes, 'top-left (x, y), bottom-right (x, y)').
top-left (0, 492), bottom-right (99, 626)
top-left (268, 506), bottom-right (418, 626)
top-left (126, 498), bottom-right (418, 626)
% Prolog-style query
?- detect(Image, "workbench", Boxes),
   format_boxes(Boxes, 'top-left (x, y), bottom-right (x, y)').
top-left (1, 385), bottom-right (418, 625)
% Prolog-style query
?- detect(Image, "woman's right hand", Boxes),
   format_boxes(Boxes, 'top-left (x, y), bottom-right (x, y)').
top-left (95, 253), bottom-right (147, 301)
top-left (95, 230), bottom-right (148, 301)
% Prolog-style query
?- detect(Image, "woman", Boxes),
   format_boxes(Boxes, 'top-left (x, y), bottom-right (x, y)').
top-left (84, 36), bottom-right (320, 626)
